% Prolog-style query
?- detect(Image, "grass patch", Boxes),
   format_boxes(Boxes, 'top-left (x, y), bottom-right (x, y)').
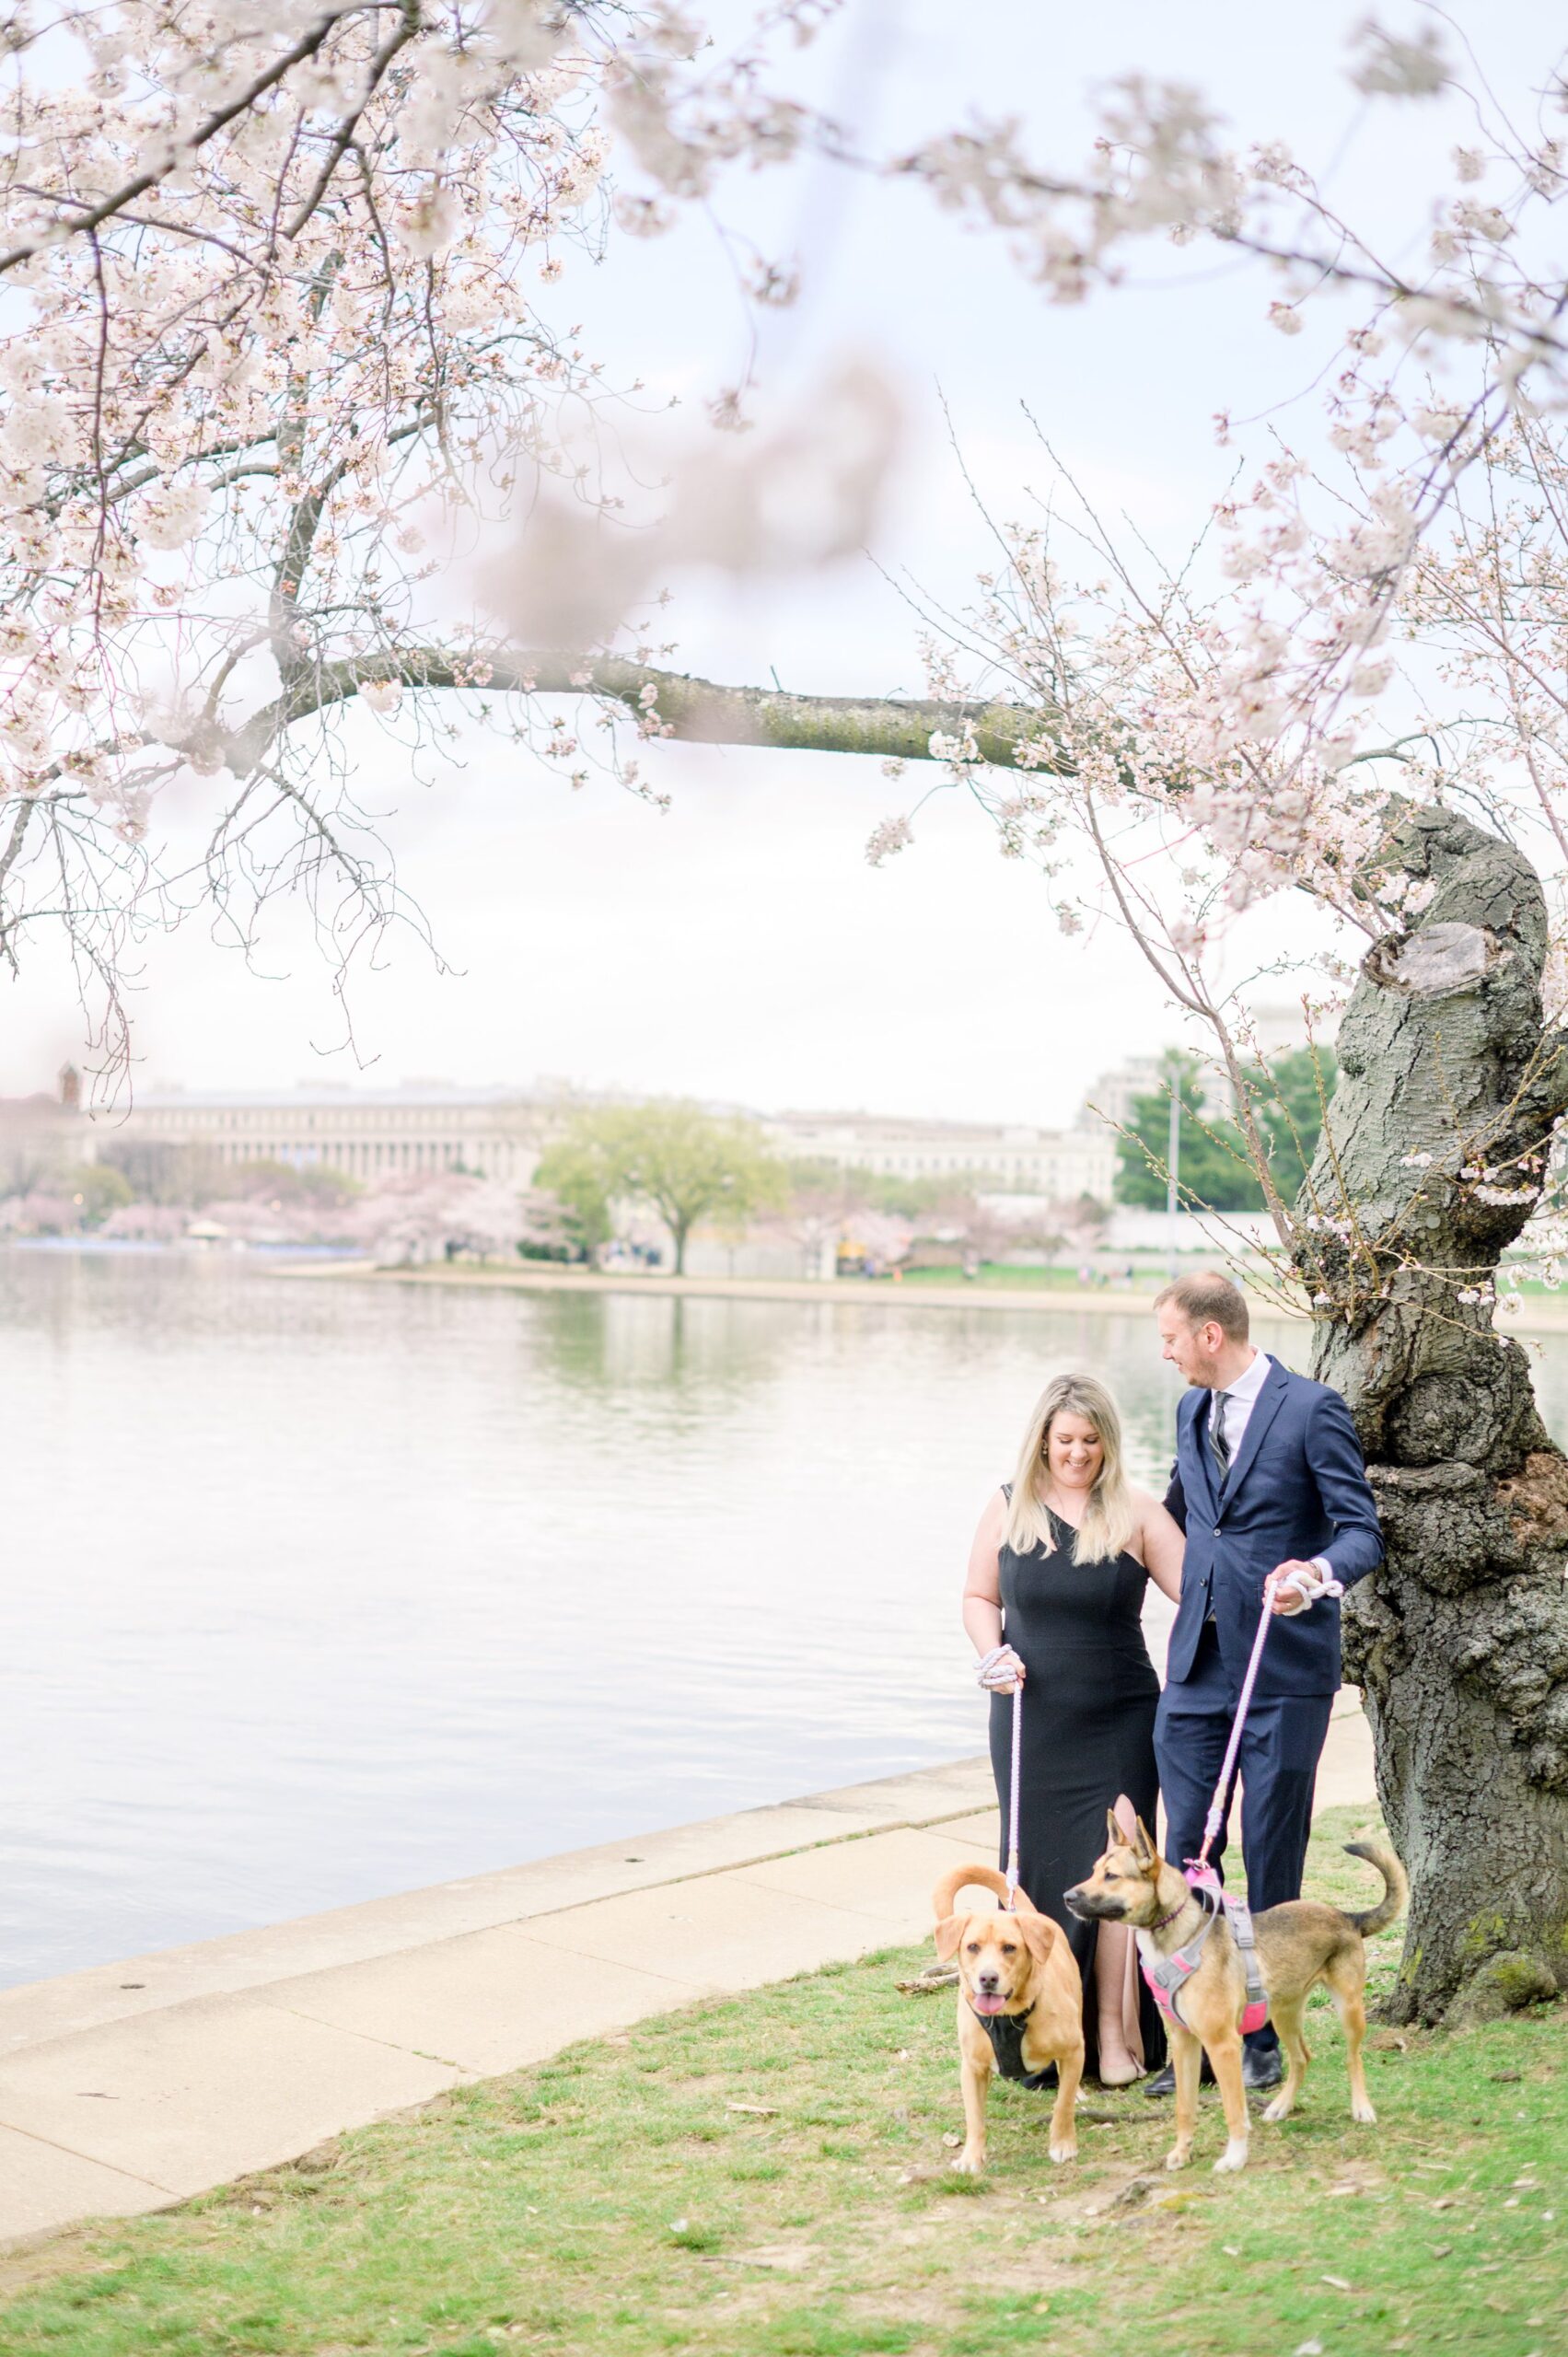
top-left (1, 1809), bottom-right (1562, 2356)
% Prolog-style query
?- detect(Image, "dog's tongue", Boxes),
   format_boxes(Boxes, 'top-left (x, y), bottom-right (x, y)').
top-left (970, 1993), bottom-right (1006, 2016)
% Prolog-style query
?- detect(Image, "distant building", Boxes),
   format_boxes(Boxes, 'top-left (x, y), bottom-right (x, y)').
top-left (91, 1083), bottom-right (549, 1184)
top-left (1077, 1057), bottom-right (1169, 1134)
top-left (0, 1066), bottom-right (92, 1189)
top-left (766, 1109), bottom-right (1118, 1202)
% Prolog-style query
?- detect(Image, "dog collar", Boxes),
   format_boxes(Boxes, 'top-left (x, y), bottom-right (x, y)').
top-left (1148, 1898), bottom-right (1191, 1933)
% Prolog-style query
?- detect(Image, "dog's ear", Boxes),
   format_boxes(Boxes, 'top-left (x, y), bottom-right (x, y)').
top-left (1018, 1911), bottom-right (1057, 1968)
top-left (934, 1912), bottom-right (964, 1962)
top-left (1105, 1805), bottom-right (1121, 1849)
top-left (1131, 1814), bottom-right (1159, 1865)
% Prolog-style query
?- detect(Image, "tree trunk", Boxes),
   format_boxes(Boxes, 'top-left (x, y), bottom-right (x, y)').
top-left (1298, 803), bottom-right (1568, 2024)
top-left (672, 1220), bottom-right (690, 1276)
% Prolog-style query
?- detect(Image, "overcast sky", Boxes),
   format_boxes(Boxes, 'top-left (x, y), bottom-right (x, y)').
top-left (4, 2), bottom-right (1555, 1125)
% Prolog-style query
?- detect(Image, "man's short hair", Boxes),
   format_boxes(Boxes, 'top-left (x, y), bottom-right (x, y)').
top-left (1154, 1270), bottom-right (1250, 1341)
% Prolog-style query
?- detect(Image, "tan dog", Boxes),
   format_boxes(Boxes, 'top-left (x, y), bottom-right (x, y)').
top-left (1065, 1813), bottom-right (1407, 2174)
top-left (932, 1864), bottom-right (1085, 2173)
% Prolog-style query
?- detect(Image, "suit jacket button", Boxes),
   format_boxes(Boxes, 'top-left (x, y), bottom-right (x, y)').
top-left (1214, 1525), bottom-right (1221, 1536)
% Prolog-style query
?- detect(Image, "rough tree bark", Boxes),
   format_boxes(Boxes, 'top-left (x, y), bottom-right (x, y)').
top-left (1300, 803), bottom-right (1568, 2023)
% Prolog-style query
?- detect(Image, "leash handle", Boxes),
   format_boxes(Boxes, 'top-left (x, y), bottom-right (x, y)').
top-left (1005, 1683), bottom-right (1022, 1911)
top-left (1193, 1573), bottom-right (1280, 1871)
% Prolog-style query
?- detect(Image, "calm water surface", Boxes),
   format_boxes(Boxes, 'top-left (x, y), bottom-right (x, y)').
top-left (7, 1253), bottom-right (1564, 1989)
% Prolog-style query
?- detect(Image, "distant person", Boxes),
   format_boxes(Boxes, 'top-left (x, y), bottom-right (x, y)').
top-left (1146, 1271), bottom-right (1383, 2096)
top-left (963, 1373), bottom-right (1185, 2085)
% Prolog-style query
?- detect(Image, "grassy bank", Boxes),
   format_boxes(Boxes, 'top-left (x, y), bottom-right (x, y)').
top-left (6, 1809), bottom-right (1559, 2357)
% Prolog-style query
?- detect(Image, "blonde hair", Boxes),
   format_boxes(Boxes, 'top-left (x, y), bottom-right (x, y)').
top-left (1005, 1373), bottom-right (1138, 1566)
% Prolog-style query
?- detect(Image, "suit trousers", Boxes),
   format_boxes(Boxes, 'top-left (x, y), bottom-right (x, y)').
top-left (1155, 1620), bottom-right (1334, 2056)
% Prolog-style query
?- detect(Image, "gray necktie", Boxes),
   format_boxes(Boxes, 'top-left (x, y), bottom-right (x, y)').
top-left (1210, 1390), bottom-right (1232, 1480)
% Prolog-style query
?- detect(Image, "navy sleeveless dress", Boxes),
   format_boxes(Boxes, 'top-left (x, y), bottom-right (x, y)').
top-left (989, 1499), bottom-right (1166, 2081)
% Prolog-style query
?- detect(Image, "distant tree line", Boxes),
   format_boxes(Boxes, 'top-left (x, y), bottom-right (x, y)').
top-left (1113, 1049), bottom-right (1339, 1214)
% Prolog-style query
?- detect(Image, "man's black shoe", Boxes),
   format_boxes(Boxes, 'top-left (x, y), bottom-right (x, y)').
top-left (1143, 2057), bottom-right (1215, 2096)
top-left (1241, 2046), bottom-right (1283, 2093)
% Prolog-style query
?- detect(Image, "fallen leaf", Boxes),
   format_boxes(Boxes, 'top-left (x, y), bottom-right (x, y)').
top-left (1433, 2196), bottom-right (1457, 2209)
top-left (1222, 2244), bottom-right (1240, 2257)
top-left (1431, 2244), bottom-right (1452, 2258)
top-left (726, 2103), bottom-right (778, 2118)
top-left (1490, 2070), bottom-right (1522, 2083)
top-left (942, 2132), bottom-right (963, 2149)
top-left (1295, 2341), bottom-right (1324, 2356)
top-left (1322, 2274), bottom-right (1353, 2291)
top-left (667, 2218), bottom-right (688, 2235)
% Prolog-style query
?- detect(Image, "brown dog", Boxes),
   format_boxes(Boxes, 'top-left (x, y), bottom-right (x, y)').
top-left (932, 1864), bottom-right (1085, 2173)
top-left (1064, 1813), bottom-right (1407, 2174)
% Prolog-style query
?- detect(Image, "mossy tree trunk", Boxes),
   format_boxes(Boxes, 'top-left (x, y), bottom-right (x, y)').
top-left (1298, 805), bottom-right (1568, 2023)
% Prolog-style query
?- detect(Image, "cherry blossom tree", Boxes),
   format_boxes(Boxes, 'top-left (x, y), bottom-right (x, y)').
top-left (7, 5), bottom-right (1568, 2014)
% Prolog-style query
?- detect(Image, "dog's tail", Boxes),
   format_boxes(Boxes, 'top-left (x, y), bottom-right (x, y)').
top-left (1342, 1840), bottom-right (1408, 1937)
top-left (932, 1863), bottom-right (1031, 1921)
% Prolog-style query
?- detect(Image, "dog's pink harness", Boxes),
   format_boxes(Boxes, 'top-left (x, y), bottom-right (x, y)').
top-left (1141, 1871), bottom-right (1269, 2035)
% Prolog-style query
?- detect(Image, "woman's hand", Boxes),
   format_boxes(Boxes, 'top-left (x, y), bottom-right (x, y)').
top-left (975, 1644), bottom-right (1026, 1693)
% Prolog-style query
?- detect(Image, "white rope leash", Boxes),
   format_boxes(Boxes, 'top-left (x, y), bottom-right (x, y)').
top-left (974, 1648), bottom-right (1025, 1912)
top-left (1005, 1683), bottom-right (1022, 1911)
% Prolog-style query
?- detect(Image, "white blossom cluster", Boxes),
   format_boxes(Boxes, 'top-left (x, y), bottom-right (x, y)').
top-left (0, 0), bottom-right (855, 1078)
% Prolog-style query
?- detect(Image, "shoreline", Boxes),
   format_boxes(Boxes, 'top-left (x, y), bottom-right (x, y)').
top-left (285, 1260), bottom-right (1303, 1321)
top-left (0, 1704), bottom-right (1375, 2251)
top-left (283, 1258), bottom-right (1568, 1334)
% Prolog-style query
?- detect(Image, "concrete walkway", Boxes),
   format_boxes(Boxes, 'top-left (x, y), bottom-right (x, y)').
top-left (300, 1260), bottom-right (1568, 1335)
top-left (0, 1701), bottom-right (1376, 2249)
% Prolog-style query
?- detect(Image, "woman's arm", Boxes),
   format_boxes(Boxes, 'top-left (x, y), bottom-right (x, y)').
top-left (962, 1488), bottom-right (1015, 1674)
top-left (1135, 1490), bottom-right (1186, 1604)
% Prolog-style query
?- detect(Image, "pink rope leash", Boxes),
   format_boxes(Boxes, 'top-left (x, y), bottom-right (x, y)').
top-left (1005, 1684), bottom-right (1022, 1912)
top-left (1190, 1566), bottom-right (1342, 1875)
top-left (1191, 1575), bottom-right (1280, 1873)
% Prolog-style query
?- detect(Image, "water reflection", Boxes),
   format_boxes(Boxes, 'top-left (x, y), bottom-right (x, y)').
top-left (0, 1253), bottom-right (1516, 1990)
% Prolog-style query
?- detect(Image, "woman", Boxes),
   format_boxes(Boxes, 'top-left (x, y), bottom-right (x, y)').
top-left (962, 1372), bottom-right (1184, 2085)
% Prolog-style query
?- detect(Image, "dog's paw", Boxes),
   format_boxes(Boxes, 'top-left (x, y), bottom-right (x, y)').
top-left (1164, 2146), bottom-right (1191, 2173)
top-left (948, 2150), bottom-right (985, 2177)
top-left (1213, 2140), bottom-right (1249, 2175)
top-left (1261, 2095), bottom-right (1294, 2125)
top-left (1352, 2096), bottom-right (1376, 2126)
top-left (1049, 2140), bottom-right (1077, 2165)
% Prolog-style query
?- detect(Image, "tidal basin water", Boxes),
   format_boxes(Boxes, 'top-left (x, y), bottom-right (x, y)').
top-left (8, 1252), bottom-right (1563, 1990)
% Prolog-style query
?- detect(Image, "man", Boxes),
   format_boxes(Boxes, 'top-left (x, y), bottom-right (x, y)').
top-left (1146, 1271), bottom-right (1383, 2095)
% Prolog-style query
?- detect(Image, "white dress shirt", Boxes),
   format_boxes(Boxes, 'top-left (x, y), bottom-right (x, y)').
top-left (1212, 1345), bottom-right (1272, 1464)
top-left (1211, 1350), bottom-right (1334, 1593)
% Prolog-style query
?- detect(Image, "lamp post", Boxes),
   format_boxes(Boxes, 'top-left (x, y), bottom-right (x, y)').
top-left (1166, 1070), bottom-right (1180, 1276)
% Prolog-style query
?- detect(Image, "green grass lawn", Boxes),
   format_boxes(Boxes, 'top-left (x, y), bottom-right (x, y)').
top-left (1, 1809), bottom-right (1561, 2357)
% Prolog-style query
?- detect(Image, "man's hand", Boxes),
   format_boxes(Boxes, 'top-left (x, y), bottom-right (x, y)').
top-left (1268, 1562), bottom-right (1320, 1615)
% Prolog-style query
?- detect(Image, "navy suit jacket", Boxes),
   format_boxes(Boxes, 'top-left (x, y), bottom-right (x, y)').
top-left (1164, 1355), bottom-right (1382, 1700)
